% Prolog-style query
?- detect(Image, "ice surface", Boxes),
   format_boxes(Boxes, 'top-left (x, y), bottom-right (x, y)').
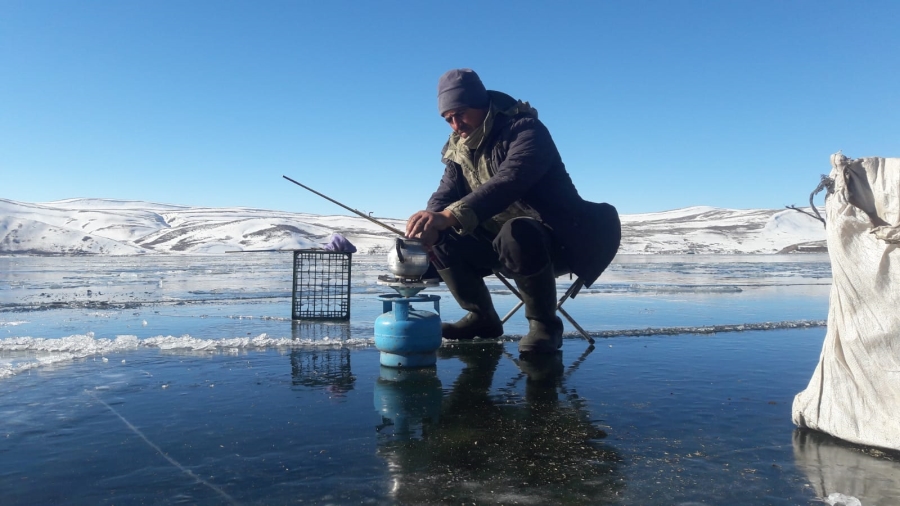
top-left (3, 252), bottom-right (899, 505)
top-left (6, 327), bottom-right (896, 505)
top-left (1, 253), bottom-right (831, 380)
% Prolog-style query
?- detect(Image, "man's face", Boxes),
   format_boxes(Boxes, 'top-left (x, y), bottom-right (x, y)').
top-left (442, 107), bottom-right (488, 138)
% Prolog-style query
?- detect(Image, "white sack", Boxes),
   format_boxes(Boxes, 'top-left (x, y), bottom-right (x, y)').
top-left (792, 153), bottom-right (900, 451)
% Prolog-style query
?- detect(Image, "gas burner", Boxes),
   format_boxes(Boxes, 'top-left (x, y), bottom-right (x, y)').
top-left (377, 275), bottom-right (440, 297)
top-left (377, 275), bottom-right (440, 284)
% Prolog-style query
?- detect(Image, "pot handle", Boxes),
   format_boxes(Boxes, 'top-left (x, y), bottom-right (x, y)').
top-left (395, 238), bottom-right (405, 263)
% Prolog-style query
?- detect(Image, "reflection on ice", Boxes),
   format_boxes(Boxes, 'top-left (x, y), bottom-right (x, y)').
top-left (376, 343), bottom-right (623, 505)
top-left (793, 429), bottom-right (900, 506)
top-left (374, 366), bottom-right (442, 438)
top-left (291, 344), bottom-right (355, 395)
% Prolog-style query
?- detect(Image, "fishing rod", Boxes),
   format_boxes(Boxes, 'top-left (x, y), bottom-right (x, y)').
top-left (282, 175), bottom-right (406, 237)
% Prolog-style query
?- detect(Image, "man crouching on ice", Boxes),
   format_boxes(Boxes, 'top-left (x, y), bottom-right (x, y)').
top-left (406, 68), bottom-right (621, 355)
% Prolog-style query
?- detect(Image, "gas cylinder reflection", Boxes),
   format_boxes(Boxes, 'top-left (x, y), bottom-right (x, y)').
top-left (374, 342), bottom-right (624, 504)
top-left (374, 367), bottom-right (442, 439)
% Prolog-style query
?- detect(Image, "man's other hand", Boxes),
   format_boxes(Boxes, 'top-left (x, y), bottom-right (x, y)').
top-left (406, 210), bottom-right (458, 246)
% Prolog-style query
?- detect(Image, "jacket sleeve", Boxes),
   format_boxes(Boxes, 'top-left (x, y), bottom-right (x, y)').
top-left (448, 117), bottom-right (555, 230)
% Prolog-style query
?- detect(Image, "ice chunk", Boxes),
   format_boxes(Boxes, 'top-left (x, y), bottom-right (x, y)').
top-left (824, 493), bottom-right (861, 506)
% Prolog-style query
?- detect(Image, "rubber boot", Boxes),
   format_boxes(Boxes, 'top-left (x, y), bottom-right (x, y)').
top-left (438, 266), bottom-right (504, 340)
top-left (514, 265), bottom-right (564, 354)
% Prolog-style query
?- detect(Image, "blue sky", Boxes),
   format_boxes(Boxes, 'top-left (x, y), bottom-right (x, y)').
top-left (1, 1), bottom-right (897, 219)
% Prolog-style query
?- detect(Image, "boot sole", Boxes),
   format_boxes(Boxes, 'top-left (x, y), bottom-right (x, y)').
top-left (518, 342), bottom-right (559, 354)
top-left (518, 335), bottom-right (563, 354)
top-left (441, 324), bottom-right (504, 340)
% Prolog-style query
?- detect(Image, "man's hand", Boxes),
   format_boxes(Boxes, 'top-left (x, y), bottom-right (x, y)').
top-left (406, 210), bottom-right (459, 246)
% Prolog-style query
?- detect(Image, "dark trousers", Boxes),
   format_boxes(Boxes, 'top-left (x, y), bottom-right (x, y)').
top-left (430, 217), bottom-right (562, 278)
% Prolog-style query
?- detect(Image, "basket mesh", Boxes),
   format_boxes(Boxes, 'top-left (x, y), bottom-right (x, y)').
top-left (291, 250), bottom-right (352, 320)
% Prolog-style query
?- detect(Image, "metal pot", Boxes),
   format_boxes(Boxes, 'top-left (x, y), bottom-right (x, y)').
top-left (387, 237), bottom-right (430, 279)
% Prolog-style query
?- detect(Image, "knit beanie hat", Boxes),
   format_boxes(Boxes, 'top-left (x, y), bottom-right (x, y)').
top-left (437, 68), bottom-right (489, 115)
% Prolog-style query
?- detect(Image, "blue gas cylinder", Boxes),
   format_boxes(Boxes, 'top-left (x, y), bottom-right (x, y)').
top-left (374, 294), bottom-right (442, 368)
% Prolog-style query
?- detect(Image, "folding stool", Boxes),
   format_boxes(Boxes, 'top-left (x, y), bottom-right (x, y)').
top-left (493, 270), bottom-right (594, 345)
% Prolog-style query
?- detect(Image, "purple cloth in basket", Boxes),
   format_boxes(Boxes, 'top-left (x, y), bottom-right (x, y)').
top-left (324, 233), bottom-right (357, 253)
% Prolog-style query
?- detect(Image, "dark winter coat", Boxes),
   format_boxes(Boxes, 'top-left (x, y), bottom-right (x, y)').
top-left (426, 91), bottom-right (620, 287)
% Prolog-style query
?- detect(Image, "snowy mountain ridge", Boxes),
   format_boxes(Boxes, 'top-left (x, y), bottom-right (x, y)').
top-left (0, 198), bottom-right (826, 255)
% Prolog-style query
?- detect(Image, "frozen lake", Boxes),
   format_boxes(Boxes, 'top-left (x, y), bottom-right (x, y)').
top-left (2, 253), bottom-right (899, 505)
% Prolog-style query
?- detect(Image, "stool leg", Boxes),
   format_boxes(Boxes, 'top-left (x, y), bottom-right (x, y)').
top-left (496, 272), bottom-right (594, 344)
top-left (494, 272), bottom-right (525, 323)
top-left (556, 279), bottom-right (593, 344)
top-left (558, 306), bottom-right (593, 344)
top-left (501, 301), bottom-right (524, 323)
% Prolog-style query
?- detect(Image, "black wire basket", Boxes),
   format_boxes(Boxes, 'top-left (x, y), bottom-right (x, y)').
top-left (291, 250), bottom-right (352, 320)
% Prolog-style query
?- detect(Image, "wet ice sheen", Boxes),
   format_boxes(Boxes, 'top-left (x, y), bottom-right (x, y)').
top-left (2, 253), bottom-right (899, 505)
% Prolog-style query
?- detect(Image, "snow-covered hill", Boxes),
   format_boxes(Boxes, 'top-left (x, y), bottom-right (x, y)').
top-left (0, 198), bottom-right (826, 255)
top-left (620, 206), bottom-right (826, 254)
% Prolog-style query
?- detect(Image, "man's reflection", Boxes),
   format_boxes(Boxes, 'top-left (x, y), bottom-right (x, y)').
top-left (375, 342), bottom-right (623, 504)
